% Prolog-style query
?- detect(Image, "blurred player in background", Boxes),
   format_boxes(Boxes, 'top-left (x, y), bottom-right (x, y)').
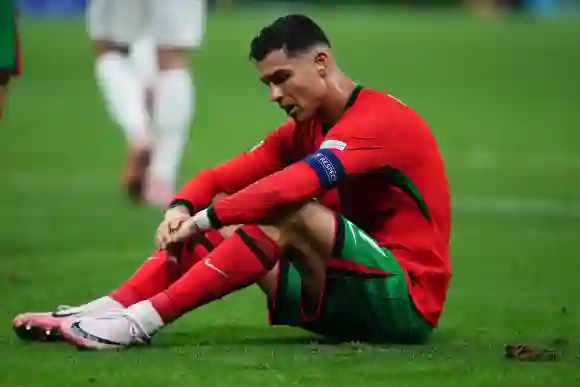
top-left (12, 14), bottom-right (451, 349)
top-left (0, 0), bottom-right (20, 121)
top-left (88, 0), bottom-right (206, 208)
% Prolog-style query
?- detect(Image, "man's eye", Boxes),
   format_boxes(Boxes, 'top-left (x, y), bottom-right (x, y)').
top-left (272, 73), bottom-right (290, 85)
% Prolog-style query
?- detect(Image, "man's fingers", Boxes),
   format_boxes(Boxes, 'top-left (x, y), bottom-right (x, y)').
top-left (167, 218), bottom-right (194, 244)
top-left (156, 222), bottom-right (169, 248)
top-left (168, 219), bottom-right (182, 233)
top-left (155, 215), bottom-right (194, 250)
top-left (167, 228), bottom-right (186, 244)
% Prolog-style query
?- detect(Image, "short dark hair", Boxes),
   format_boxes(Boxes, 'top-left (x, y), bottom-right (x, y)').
top-left (249, 14), bottom-right (331, 62)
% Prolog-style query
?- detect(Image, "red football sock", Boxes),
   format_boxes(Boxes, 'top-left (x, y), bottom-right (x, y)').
top-left (180, 230), bottom-right (226, 273)
top-left (150, 225), bottom-right (282, 323)
top-left (110, 231), bottom-right (225, 307)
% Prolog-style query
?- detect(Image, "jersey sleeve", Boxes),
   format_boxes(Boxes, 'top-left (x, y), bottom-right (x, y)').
top-left (168, 120), bottom-right (297, 215)
top-left (197, 101), bottom-right (401, 228)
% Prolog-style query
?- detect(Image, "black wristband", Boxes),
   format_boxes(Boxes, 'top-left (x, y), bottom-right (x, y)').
top-left (167, 199), bottom-right (195, 216)
top-left (206, 205), bottom-right (223, 229)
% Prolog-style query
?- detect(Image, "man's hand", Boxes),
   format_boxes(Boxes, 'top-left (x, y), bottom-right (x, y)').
top-left (155, 206), bottom-right (192, 250)
top-left (165, 217), bottom-right (200, 247)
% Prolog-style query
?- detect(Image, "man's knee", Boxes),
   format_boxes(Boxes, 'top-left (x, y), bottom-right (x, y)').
top-left (157, 47), bottom-right (188, 70)
top-left (210, 203), bottom-right (336, 301)
top-left (217, 203), bottom-right (336, 252)
top-left (280, 202), bottom-right (334, 228)
top-left (92, 40), bottom-right (130, 57)
top-left (277, 203), bottom-right (337, 254)
top-left (217, 224), bottom-right (284, 249)
top-left (212, 198), bottom-right (336, 253)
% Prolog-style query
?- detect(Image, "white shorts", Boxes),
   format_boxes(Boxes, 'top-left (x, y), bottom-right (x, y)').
top-left (86, 0), bottom-right (206, 48)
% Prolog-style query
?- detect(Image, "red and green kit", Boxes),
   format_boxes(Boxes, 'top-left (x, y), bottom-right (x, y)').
top-left (171, 85), bottom-right (452, 343)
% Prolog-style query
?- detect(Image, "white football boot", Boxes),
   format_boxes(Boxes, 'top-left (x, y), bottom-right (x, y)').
top-left (13, 305), bottom-right (95, 342)
top-left (12, 297), bottom-right (123, 342)
top-left (60, 309), bottom-right (153, 351)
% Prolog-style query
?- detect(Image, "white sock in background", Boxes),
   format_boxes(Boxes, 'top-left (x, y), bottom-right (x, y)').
top-left (129, 35), bottom-right (158, 117)
top-left (129, 35), bottom-right (158, 90)
top-left (95, 52), bottom-right (151, 148)
top-left (148, 69), bottom-right (193, 202)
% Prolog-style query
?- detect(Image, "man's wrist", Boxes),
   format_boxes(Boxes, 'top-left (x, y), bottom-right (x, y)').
top-left (164, 205), bottom-right (190, 220)
top-left (192, 205), bottom-right (222, 231)
top-left (167, 199), bottom-right (194, 216)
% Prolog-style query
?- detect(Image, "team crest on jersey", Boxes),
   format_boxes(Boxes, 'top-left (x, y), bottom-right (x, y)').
top-left (319, 140), bottom-right (347, 151)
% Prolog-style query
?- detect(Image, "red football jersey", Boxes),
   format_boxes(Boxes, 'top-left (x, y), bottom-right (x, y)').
top-left (172, 86), bottom-right (451, 326)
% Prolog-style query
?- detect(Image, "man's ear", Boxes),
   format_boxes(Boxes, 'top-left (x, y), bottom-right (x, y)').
top-left (314, 50), bottom-right (330, 77)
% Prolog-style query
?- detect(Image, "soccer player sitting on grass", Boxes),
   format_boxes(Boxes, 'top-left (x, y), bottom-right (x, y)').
top-left (12, 14), bottom-right (452, 350)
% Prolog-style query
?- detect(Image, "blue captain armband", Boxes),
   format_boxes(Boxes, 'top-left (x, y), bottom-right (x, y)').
top-left (303, 149), bottom-right (347, 189)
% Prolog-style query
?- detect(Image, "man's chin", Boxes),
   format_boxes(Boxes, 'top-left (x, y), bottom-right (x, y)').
top-left (290, 109), bottom-right (314, 122)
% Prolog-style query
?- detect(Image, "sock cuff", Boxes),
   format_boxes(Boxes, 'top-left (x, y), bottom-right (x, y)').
top-left (127, 300), bottom-right (165, 335)
top-left (235, 225), bottom-right (282, 269)
top-left (204, 230), bottom-right (226, 249)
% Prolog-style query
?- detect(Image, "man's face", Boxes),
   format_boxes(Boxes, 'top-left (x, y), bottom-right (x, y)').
top-left (255, 48), bottom-right (329, 122)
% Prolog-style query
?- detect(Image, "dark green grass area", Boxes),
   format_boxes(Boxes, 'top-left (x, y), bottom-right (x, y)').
top-left (1, 7), bottom-right (579, 386)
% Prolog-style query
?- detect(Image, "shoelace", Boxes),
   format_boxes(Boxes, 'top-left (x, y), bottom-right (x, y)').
top-left (99, 310), bottom-right (151, 344)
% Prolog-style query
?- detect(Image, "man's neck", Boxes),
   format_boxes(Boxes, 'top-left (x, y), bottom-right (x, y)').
top-left (317, 75), bottom-right (357, 127)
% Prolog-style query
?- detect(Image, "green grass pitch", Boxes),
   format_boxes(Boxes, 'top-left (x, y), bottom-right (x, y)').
top-left (1, 6), bottom-right (579, 387)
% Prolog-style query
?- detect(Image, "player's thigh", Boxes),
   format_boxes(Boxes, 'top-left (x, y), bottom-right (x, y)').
top-left (270, 216), bottom-right (433, 343)
top-left (267, 253), bottom-right (324, 332)
top-left (325, 215), bottom-right (433, 343)
top-left (86, 0), bottom-right (147, 44)
top-left (151, 0), bottom-right (206, 49)
top-left (266, 250), bottom-right (385, 340)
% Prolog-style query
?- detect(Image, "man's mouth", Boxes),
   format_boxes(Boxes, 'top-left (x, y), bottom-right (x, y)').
top-left (283, 106), bottom-right (297, 116)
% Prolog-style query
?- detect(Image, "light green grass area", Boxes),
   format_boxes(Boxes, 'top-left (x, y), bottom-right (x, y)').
top-left (1, 7), bottom-right (579, 387)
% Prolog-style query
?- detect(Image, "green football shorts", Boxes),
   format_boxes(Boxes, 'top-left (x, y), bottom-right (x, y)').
top-left (268, 214), bottom-right (433, 344)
